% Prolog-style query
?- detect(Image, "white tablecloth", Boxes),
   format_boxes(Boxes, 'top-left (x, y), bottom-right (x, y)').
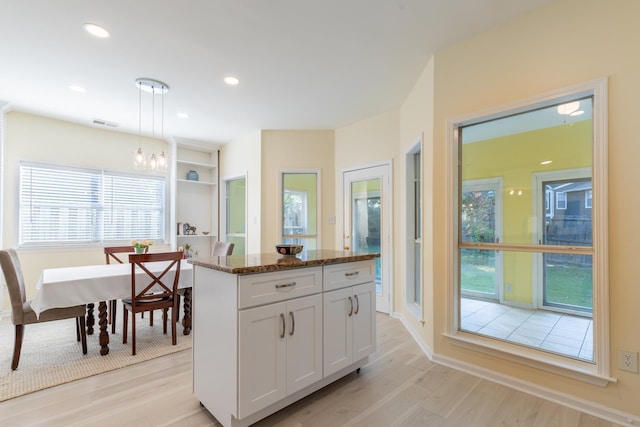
top-left (31, 260), bottom-right (193, 317)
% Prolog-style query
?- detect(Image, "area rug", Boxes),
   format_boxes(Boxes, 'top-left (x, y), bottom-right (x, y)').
top-left (0, 314), bottom-right (191, 401)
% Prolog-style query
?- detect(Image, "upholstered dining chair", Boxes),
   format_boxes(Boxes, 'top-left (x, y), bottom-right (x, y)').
top-left (122, 251), bottom-right (182, 355)
top-left (176, 241), bottom-right (234, 325)
top-left (104, 245), bottom-right (152, 333)
top-left (0, 248), bottom-right (87, 370)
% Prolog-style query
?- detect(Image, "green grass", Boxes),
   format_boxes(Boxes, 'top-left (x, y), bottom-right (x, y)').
top-left (461, 252), bottom-right (592, 310)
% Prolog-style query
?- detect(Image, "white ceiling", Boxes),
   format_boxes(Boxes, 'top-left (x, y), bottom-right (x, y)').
top-left (0, 0), bottom-right (553, 146)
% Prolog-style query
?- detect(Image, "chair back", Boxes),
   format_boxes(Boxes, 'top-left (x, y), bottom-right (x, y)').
top-left (105, 245), bottom-right (145, 264)
top-left (0, 248), bottom-right (27, 324)
top-left (212, 241), bottom-right (235, 257)
top-left (128, 251), bottom-right (182, 308)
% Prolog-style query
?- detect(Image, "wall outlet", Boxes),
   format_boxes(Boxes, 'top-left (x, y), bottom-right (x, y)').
top-left (618, 350), bottom-right (639, 373)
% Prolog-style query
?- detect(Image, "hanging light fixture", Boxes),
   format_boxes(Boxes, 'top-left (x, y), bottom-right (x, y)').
top-left (133, 78), bottom-right (169, 171)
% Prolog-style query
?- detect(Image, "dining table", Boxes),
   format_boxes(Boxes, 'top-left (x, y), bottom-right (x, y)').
top-left (31, 259), bottom-right (193, 355)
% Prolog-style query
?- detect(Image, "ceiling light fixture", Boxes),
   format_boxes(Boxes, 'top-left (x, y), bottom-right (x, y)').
top-left (133, 78), bottom-right (169, 171)
top-left (556, 101), bottom-right (580, 115)
top-left (224, 76), bottom-right (240, 86)
top-left (83, 23), bottom-right (110, 39)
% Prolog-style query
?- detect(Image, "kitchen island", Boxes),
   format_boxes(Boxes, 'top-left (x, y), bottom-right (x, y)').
top-left (189, 250), bottom-right (379, 427)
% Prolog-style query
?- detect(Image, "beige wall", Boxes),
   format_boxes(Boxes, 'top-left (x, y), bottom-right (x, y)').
top-left (260, 130), bottom-right (335, 253)
top-left (429, 0), bottom-right (640, 416)
top-left (219, 130), bottom-right (262, 254)
top-left (1, 112), bottom-right (170, 312)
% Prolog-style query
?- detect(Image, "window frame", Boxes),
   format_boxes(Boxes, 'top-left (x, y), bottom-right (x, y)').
top-left (445, 78), bottom-right (611, 385)
top-left (405, 137), bottom-right (423, 314)
top-left (18, 161), bottom-right (167, 248)
top-left (278, 169), bottom-right (321, 250)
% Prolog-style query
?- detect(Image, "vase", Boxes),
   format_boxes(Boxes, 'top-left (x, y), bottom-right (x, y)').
top-left (186, 170), bottom-right (199, 181)
top-left (135, 246), bottom-right (145, 254)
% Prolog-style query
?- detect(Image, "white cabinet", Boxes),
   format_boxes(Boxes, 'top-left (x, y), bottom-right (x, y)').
top-left (175, 146), bottom-right (218, 257)
top-left (238, 293), bottom-right (322, 418)
top-left (323, 282), bottom-right (375, 376)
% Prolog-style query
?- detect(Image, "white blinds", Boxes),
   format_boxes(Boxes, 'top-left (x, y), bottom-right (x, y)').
top-left (19, 162), bottom-right (165, 247)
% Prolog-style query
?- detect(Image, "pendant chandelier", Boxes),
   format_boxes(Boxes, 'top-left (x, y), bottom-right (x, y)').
top-left (133, 78), bottom-right (169, 171)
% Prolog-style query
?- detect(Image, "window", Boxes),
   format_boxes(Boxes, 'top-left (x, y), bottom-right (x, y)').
top-left (19, 162), bottom-right (165, 247)
top-left (406, 143), bottom-right (422, 308)
top-left (225, 177), bottom-right (246, 255)
top-left (448, 78), bottom-right (610, 384)
top-left (281, 171), bottom-right (319, 250)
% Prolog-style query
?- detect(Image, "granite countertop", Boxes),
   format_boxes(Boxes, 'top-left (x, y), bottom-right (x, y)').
top-left (187, 249), bottom-right (379, 275)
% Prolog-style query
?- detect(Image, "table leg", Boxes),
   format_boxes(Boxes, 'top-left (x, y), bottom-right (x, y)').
top-left (98, 301), bottom-right (110, 355)
top-left (86, 303), bottom-right (95, 335)
top-left (181, 287), bottom-right (192, 335)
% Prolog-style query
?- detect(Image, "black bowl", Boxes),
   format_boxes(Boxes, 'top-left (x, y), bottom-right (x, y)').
top-left (276, 244), bottom-right (304, 255)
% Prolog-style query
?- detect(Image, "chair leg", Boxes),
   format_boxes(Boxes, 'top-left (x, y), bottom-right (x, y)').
top-left (162, 309), bottom-right (168, 334)
top-left (78, 316), bottom-right (88, 355)
top-left (111, 300), bottom-right (117, 334)
top-left (171, 308), bottom-right (177, 345)
top-left (149, 310), bottom-right (154, 326)
top-left (132, 310), bottom-right (137, 356)
top-left (12, 324), bottom-right (25, 370)
top-left (123, 306), bottom-right (128, 344)
top-left (76, 317), bottom-right (81, 341)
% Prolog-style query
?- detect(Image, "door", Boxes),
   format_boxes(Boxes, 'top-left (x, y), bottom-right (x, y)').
top-left (286, 294), bottom-right (323, 394)
top-left (460, 178), bottom-right (503, 301)
top-left (238, 302), bottom-right (286, 418)
top-left (343, 164), bottom-right (391, 313)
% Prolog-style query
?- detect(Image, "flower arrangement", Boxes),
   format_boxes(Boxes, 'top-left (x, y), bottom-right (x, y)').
top-left (131, 239), bottom-right (154, 253)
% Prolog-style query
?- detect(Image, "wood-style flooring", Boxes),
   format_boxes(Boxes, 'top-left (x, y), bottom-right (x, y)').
top-left (0, 313), bottom-right (621, 427)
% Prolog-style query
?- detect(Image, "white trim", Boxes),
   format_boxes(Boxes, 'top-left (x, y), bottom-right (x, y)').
top-left (220, 173), bottom-right (247, 255)
top-left (446, 77), bottom-right (610, 382)
top-left (404, 135), bottom-right (423, 318)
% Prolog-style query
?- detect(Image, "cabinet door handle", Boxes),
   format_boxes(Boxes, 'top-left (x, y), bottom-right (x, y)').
top-left (280, 313), bottom-right (285, 338)
top-left (348, 296), bottom-right (353, 316)
top-left (276, 281), bottom-right (297, 289)
top-left (289, 311), bottom-right (295, 336)
top-left (345, 271), bottom-right (359, 278)
top-left (354, 294), bottom-right (359, 314)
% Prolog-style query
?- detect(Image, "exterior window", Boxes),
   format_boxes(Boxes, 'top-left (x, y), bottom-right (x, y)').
top-left (449, 78), bottom-right (609, 383)
top-left (225, 177), bottom-right (246, 255)
top-left (19, 162), bottom-right (165, 246)
top-left (281, 171), bottom-right (319, 250)
top-left (556, 192), bottom-right (567, 210)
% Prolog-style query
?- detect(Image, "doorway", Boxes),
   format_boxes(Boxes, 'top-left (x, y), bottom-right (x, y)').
top-left (343, 164), bottom-right (391, 314)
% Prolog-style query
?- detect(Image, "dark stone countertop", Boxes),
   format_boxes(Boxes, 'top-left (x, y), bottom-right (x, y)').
top-left (187, 249), bottom-right (379, 275)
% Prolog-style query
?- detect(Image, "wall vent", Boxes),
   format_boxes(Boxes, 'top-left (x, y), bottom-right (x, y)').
top-left (91, 118), bottom-right (119, 128)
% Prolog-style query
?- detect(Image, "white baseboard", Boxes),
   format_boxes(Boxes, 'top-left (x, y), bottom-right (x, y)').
top-left (392, 311), bottom-right (640, 427)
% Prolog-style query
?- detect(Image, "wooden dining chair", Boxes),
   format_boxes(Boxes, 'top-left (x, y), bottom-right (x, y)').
top-left (122, 251), bottom-right (182, 355)
top-left (0, 248), bottom-right (87, 370)
top-left (104, 245), bottom-right (151, 333)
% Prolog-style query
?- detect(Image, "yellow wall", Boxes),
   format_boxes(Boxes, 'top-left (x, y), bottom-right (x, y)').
top-left (430, 0), bottom-right (640, 415)
top-left (2, 112), bottom-right (170, 311)
top-left (260, 130), bottom-right (335, 253)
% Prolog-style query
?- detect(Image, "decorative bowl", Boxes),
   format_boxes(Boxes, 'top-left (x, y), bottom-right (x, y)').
top-left (276, 244), bottom-right (304, 255)
top-left (202, 231), bottom-right (210, 235)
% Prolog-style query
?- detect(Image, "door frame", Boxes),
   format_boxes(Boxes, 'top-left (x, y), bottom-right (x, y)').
top-left (342, 162), bottom-right (392, 314)
top-left (220, 172), bottom-right (248, 255)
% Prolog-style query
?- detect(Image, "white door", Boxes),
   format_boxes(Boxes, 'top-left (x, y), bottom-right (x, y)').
top-left (286, 294), bottom-right (323, 394)
top-left (343, 164), bottom-right (391, 313)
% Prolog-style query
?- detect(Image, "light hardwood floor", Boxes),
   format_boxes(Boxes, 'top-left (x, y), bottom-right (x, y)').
top-left (0, 314), bottom-right (621, 427)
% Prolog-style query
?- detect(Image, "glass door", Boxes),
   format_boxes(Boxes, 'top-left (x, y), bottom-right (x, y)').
top-left (343, 164), bottom-right (391, 313)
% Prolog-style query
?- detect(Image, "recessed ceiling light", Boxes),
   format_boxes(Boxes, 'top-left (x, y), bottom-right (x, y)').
top-left (83, 23), bottom-right (110, 39)
top-left (540, 160), bottom-right (553, 165)
top-left (224, 76), bottom-right (239, 86)
top-left (68, 85), bottom-right (86, 93)
top-left (177, 112), bottom-right (189, 119)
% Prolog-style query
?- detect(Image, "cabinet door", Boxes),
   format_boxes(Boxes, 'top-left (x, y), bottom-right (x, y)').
top-left (286, 294), bottom-right (323, 394)
top-left (323, 287), bottom-right (353, 376)
top-left (352, 282), bottom-right (376, 361)
top-left (238, 302), bottom-right (287, 418)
